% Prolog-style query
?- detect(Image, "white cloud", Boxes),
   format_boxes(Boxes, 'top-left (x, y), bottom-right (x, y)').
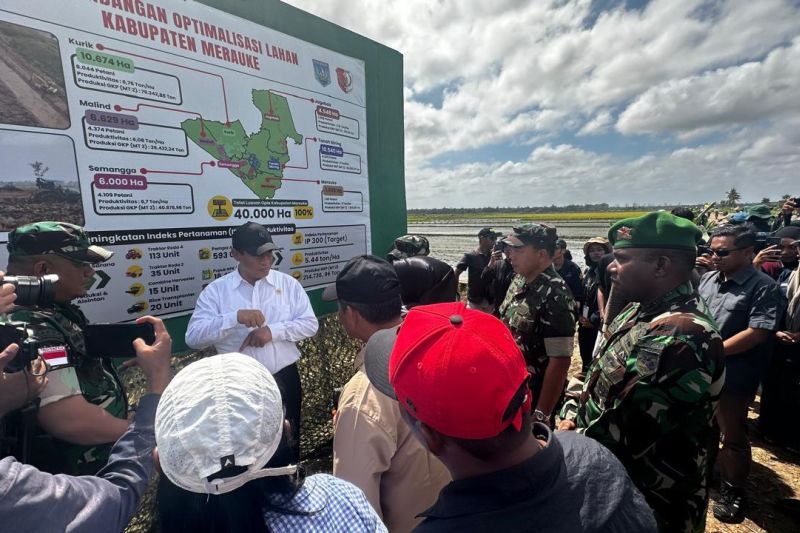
top-left (405, 126), bottom-right (798, 208)
top-left (578, 110), bottom-right (613, 136)
top-left (617, 38), bottom-right (800, 135)
top-left (284, 0), bottom-right (800, 206)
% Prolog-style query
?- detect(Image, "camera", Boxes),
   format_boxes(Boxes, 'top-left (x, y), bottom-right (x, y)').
top-left (697, 245), bottom-right (711, 256)
top-left (0, 274), bottom-right (63, 372)
top-left (1, 275), bottom-right (58, 307)
top-left (493, 241), bottom-right (504, 253)
top-left (0, 321), bottom-right (71, 373)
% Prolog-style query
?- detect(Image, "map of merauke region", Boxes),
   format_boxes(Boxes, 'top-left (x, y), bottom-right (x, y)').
top-left (182, 90), bottom-right (302, 199)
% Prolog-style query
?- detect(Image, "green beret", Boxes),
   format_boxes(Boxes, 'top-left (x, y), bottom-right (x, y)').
top-left (608, 211), bottom-right (701, 251)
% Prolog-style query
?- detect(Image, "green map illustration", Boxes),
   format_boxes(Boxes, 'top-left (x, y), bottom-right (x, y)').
top-left (181, 90), bottom-right (302, 199)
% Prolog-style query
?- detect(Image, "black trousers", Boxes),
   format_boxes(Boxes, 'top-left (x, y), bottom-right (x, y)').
top-left (273, 363), bottom-right (302, 463)
top-left (759, 344), bottom-right (800, 448)
top-left (578, 326), bottom-right (599, 372)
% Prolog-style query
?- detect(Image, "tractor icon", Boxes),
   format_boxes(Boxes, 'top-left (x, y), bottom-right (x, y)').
top-left (127, 301), bottom-right (147, 314)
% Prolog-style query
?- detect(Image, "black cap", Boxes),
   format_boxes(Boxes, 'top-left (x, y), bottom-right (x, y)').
top-left (231, 222), bottom-right (279, 255)
top-left (555, 238), bottom-right (567, 249)
top-left (364, 326), bottom-right (401, 399)
top-left (478, 227), bottom-right (500, 239)
top-left (322, 254), bottom-right (401, 303)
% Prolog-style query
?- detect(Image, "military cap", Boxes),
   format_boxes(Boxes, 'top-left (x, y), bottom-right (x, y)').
top-left (7, 221), bottom-right (113, 263)
top-left (387, 235), bottom-right (430, 261)
top-left (608, 211), bottom-right (701, 251)
top-left (746, 204), bottom-right (773, 220)
top-left (477, 227), bottom-right (500, 239)
top-left (502, 223), bottom-right (558, 249)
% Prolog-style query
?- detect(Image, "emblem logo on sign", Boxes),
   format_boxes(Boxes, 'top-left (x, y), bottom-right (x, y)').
top-left (336, 67), bottom-right (353, 93)
top-left (313, 59), bottom-right (331, 87)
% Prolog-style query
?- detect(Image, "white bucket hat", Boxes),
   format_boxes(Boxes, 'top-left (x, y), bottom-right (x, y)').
top-left (155, 353), bottom-right (297, 495)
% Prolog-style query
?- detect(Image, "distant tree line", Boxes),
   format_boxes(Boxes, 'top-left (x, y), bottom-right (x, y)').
top-left (407, 203), bottom-right (700, 215)
top-left (409, 189), bottom-right (794, 215)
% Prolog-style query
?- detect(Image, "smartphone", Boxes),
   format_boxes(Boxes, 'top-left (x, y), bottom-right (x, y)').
top-left (84, 323), bottom-right (155, 359)
top-left (493, 241), bottom-right (504, 253)
top-left (766, 237), bottom-right (782, 247)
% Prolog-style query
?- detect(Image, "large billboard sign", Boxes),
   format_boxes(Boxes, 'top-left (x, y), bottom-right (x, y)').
top-left (0, 0), bottom-right (370, 322)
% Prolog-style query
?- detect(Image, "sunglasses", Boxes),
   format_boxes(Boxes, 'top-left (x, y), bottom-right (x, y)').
top-left (709, 248), bottom-right (745, 258)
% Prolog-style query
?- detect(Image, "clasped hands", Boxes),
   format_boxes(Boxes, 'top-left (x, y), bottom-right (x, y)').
top-left (237, 309), bottom-right (273, 350)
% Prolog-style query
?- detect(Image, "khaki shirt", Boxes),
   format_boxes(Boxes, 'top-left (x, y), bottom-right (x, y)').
top-left (333, 349), bottom-right (451, 533)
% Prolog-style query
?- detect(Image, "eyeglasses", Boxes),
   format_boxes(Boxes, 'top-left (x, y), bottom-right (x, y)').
top-left (709, 248), bottom-right (744, 257)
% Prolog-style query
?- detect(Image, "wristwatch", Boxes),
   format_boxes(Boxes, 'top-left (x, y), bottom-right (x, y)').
top-left (533, 409), bottom-right (550, 424)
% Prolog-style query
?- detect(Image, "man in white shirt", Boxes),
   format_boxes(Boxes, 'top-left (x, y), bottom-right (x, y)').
top-left (185, 222), bottom-right (318, 461)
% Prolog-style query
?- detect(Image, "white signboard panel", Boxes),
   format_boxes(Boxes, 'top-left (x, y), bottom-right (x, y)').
top-left (0, 0), bottom-right (369, 321)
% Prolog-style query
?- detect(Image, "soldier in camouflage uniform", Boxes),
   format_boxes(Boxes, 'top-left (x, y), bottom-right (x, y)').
top-left (560, 211), bottom-right (725, 533)
top-left (2, 221), bottom-right (128, 475)
top-left (499, 224), bottom-right (576, 424)
top-left (386, 234), bottom-right (430, 261)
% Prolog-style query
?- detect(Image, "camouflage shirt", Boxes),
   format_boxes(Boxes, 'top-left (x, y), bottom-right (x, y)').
top-left (6, 303), bottom-right (128, 475)
top-left (563, 282), bottom-right (725, 533)
top-left (499, 266), bottom-right (577, 405)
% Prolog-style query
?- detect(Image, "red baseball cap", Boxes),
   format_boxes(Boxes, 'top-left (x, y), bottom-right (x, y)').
top-left (388, 302), bottom-right (531, 439)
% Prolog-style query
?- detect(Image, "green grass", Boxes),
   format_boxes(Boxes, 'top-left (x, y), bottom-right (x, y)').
top-left (408, 210), bottom-right (650, 223)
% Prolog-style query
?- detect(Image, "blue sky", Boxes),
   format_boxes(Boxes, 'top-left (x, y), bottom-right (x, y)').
top-left (286, 0), bottom-right (800, 208)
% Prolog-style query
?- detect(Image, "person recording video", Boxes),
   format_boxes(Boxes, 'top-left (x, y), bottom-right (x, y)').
top-left (0, 271), bottom-right (174, 532)
top-left (1, 221), bottom-right (129, 475)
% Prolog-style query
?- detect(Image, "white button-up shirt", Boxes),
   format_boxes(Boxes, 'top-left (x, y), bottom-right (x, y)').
top-left (185, 268), bottom-right (318, 373)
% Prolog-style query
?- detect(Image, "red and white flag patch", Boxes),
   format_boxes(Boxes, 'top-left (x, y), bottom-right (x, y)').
top-left (39, 346), bottom-right (69, 368)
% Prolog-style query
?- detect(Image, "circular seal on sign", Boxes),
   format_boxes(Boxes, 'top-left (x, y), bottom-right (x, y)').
top-left (291, 270), bottom-right (303, 281)
top-left (292, 232), bottom-right (304, 245)
top-left (292, 252), bottom-right (304, 266)
top-left (207, 195), bottom-right (232, 221)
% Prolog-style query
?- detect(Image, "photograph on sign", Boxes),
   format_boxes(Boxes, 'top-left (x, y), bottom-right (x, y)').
top-left (0, 129), bottom-right (83, 231)
top-left (0, 19), bottom-right (70, 129)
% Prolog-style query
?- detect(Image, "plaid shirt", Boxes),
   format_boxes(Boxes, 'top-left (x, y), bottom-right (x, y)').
top-left (264, 474), bottom-right (387, 532)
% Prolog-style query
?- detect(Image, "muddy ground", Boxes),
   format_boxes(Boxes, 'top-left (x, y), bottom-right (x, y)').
top-left (0, 190), bottom-right (84, 231)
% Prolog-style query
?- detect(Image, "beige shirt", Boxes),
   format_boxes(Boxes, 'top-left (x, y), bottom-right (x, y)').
top-left (333, 349), bottom-right (451, 533)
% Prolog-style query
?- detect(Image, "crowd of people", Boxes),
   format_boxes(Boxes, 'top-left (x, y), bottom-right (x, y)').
top-left (0, 195), bottom-right (797, 532)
